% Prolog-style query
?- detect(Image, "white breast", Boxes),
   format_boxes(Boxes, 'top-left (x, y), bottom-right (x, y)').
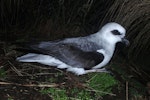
top-left (92, 49), bottom-right (113, 69)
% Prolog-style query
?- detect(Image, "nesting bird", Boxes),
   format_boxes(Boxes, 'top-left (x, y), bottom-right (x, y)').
top-left (17, 22), bottom-right (129, 75)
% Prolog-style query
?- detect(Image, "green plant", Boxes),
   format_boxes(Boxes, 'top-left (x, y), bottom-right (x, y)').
top-left (0, 69), bottom-right (6, 78)
top-left (68, 88), bottom-right (93, 100)
top-left (40, 88), bottom-right (68, 100)
top-left (87, 73), bottom-right (118, 96)
top-left (40, 73), bottom-right (118, 99)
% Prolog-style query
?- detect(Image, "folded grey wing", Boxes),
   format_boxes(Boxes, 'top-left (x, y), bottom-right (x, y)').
top-left (29, 42), bottom-right (104, 69)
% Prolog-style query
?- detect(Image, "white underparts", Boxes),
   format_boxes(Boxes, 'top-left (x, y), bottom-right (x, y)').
top-left (93, 49), bottom-right (112, 69)
top-left (17, 53), bottom-right (87, 75)
top-left (16, 48), bottom-right (113, 75)
top-left (17, 53), bottom-right (69, 68)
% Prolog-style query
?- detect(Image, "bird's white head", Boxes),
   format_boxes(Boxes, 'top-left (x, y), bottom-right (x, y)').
top-left (98, 22), bottom-right (129, 45)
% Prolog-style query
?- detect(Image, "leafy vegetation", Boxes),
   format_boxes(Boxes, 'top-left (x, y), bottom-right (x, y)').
top-left (87, 73), bottom-right (118, 96)
top-left (0, 68), bottom-right (6, 78)
top-left (40, 73), bottom-right (118, 99)
top-left (40, 88), bottom-right (67, 100)
top-left (0, 0), bottom-right (149, 99)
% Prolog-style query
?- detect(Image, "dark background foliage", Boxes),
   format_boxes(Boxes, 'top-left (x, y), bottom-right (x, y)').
top-left (0, 0), bottom-right (150, 99)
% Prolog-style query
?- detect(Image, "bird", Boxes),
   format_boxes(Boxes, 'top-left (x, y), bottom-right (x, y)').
top-left (16, 22), bottom-right (129, 75)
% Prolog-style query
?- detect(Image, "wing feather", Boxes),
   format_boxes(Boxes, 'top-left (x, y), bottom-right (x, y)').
top-left (29, 42), bottom-right (104, 69)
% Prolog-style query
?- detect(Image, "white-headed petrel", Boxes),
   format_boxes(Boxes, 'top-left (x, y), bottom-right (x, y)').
top-left (16, 22), bottom-right (129, 75)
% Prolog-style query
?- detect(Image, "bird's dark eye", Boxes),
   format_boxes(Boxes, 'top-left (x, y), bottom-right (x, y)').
top-left (111, 30), bottom-right (121, 35)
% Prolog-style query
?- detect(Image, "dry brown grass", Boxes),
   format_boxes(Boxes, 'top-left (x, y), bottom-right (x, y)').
top-left (0, 0), bottom-right (150, 99)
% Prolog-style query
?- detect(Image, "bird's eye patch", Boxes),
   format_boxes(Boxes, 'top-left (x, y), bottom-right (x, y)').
top-left (111, 30), bottom-right (121, 35)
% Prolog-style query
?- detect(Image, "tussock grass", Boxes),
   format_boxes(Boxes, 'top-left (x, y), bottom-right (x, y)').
top-left (0, 0), bottom-right (150, 99)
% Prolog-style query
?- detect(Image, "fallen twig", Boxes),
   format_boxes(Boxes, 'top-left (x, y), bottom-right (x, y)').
top-left (126, 81), bottom-right (129, 100)
top-left (0, 81), bottom-right (65, 88)
top-left (8, 60), bottom-right (23, 76)
top-left (85, 85), bottom-right (116, 96)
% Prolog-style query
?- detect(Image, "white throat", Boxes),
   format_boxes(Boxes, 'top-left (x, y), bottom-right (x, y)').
top-left (92, 33), bottom-right (117, 69)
